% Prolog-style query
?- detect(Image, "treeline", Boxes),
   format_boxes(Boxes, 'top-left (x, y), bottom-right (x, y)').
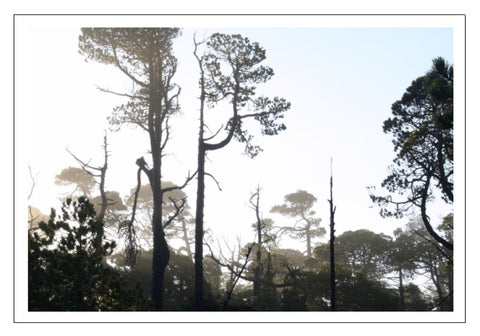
top-left (28, 190), bottom-right (452, 311)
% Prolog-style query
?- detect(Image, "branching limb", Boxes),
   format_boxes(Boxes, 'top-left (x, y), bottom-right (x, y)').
top-left (109, 37), bottom-right (148, 88)
top-left (66, 148), bottom-right (100, 177)
top-left (95, 85), bottom-right (144, 100)
top-left (28, 165), bottom-right (39, 200)
top-left (161, 170), bottom-right (198, 193)
top-left (223, 244), bottom-right (253, 309)
top-left (204, 124), bottom-right (224, 142)
top-left (118, 166), bottom-right (142, 266)
top-left (163, 197), bottom-right (187, 229)
top-left (204, 240), bottom-right (254, 282)
top-left (414, 230), bottom-right (452, 261)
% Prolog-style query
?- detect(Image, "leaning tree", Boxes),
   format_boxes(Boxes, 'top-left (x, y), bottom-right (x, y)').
top-left (79, 28), bottom-right (195, 310)
top-left (370, 57), bottom-right (453, 251)
top-left (192, 33), bottom-right (291, 308)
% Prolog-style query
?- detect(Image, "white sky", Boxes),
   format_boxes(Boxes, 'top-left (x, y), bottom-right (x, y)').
top-left (16, 15), bottom-right (460, 253)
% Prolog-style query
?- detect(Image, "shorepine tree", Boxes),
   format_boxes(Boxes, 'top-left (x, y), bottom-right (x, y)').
top-left (371, 57), bottom-right (453, 251)
top-left (193, 33), bottom-right (291, 308)
top-left (79, 28), bottom-right (195, 310)
top-left (271, 190), bottom-right (325, 258)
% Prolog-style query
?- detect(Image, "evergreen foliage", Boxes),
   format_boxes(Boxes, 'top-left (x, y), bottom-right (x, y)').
top-left (28, 197), bottom-right (151, 311)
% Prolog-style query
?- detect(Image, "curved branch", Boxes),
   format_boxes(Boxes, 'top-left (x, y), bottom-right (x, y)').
top-left (420, 174), bottom-right (453, 251)
top-left (205, 172), bottom-right (222, 191)
top-left (203, 116), bottom-right (240, 151)
top-left (163, 197), bottom-right (186, 229)
top-left (109, 37), bottom-right (148, 88)
top-left (161, 170), bottom-right (198, 193)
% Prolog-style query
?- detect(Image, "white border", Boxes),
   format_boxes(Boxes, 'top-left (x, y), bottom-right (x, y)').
top-left (14, 14), bottom-right (466, 323)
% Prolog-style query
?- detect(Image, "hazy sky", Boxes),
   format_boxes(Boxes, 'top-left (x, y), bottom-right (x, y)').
top-left (17, 15), bottom-right (459, 253)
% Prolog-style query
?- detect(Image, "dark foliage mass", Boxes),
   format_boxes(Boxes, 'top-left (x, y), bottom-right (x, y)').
top-left (371, 57), bottom-right (453, 251)
top-left (28, 197), bottom-right (151, 311)
top-left (28, 197), bottom-right (451, 311)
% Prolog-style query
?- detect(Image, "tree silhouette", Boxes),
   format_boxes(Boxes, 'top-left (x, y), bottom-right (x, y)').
top-left (271, 190), bottom-right (325, 258)
top-left (28, 197), bottom-right (149, 310)
top-left (79, 28), bottom-right (195, 310)
top-left (192, 33), bottom-right (290, 308)
top-left (55, 166), bottom-right (96, 197)
top-left (371, 57), bottom-right (453, 251)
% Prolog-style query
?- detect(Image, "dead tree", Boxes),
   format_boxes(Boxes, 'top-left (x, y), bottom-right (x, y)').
top-left (327, 159), bottom-right (337, 311)
top-left (248, 185), bottom-right (264, 305)
top-left (205, 237), bottom-right (253, 310)
top-left (66, 134), bottom-right (110, 248)
top-left (79, 28), bottom-right (199, 310)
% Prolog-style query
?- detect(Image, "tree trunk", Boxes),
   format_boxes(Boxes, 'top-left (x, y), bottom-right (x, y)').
top-left (252, 187), bottom-right (263, 305)
top-left (421, 175), bottom-right (453, 251)
top-left (180, 217), bottom-right (193, 259)
top-left (151, 204), bottom-right (169, 310)
top-left (429, 263), bottom-right (445, 310)
top-left (398, 265), bottom-right (405, 310)
top-left (328, 164), bottom-right (336, 311)
top-left (149, 68), bottom-right (169, 310)
top-left (306, 226), bottom-right (312, 258)
top-left (194, 145), bottom-right (206, 309)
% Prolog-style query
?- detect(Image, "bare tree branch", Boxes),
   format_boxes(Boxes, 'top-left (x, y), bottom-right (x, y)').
top-left (109, 37), bottom-right (148, 88)
top-left (96, 85), bottom-right (145, 100)
top-left (163, 197), bottom-right (187, 229)
top-left (205, 172), bottom-right (222, 191)
top-left (161, 170), bottom-right (198, 193)
top-left (28, 165), bottom-right (39, 200)
top-left (204, 124), bottom-right (224, 142)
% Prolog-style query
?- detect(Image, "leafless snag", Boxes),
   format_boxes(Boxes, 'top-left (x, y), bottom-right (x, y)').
top-left (327, 158), bottom-right (336, 311)
top-left (66, 134), bottom-right (110, 223)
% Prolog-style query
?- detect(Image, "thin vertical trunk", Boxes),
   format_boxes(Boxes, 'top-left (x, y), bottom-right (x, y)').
top-left (180, 218), bottom-right (193, 259)
top-left (420, 175), bottom-right (453, 251)
top-left (252, 187), bottom-right (263, 303)
top-left (399, 265), bottom-right (405, 310)
top-left (149, 63), bottom-right (170, 310)
top-left (96, 135), bottom-right (109, 224)
top-left (328, 160), bottom-right (336, 311)
top-left (193, 43), bottom-right (206, 310)
top-left (194, 144), bottom-right (206, 309)
top-left (306, 226), bottom-right (312, 259)
top-left (151, 200), bottom-right (169, 310)
top-left (430, 264), bottom-right (445, 310)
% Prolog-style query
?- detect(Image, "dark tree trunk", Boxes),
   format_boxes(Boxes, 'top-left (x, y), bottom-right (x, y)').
top-left (328, 163), bottom-right (336, 311)
top-left (149, 67), bottom-right (170, 310)
top-left (398, 265), bottom-right (405, 310)
top-left (151, 203), bottom-right (169, 310)
top-left (194, 144), bottom-right (206, 309)
top-left (180, 217), bottom-right (193, 259)
top-left (252, 187), bottom-right (263, 304)
top-left (420, 175), bottom-right (453, 251)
